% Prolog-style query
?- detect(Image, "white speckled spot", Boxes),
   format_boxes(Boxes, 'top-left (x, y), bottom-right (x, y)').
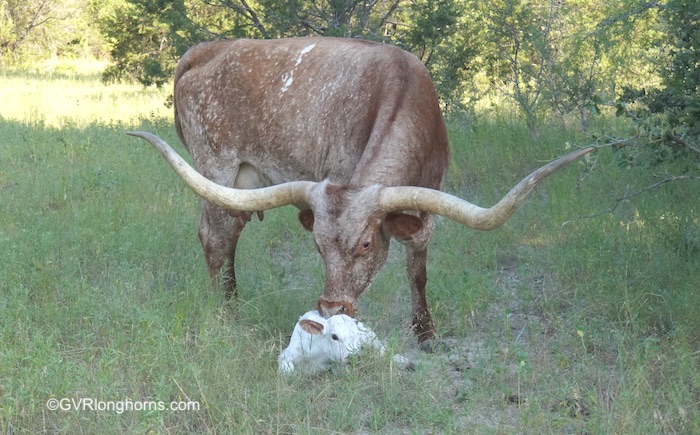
top-left (296, 43), bottom-right (316, 66)
top-left (281, 74), bottom-right (294, 92)
top-left (281, 43), bottom-right (316, 93)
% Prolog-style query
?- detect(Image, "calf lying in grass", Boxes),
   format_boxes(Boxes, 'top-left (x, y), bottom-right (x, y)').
top-left (278, 310), bottom-right (412, 374)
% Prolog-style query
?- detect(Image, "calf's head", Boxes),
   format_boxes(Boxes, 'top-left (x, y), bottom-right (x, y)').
top-left (298, 183), bottom-right (425, 318)
top-left (277, 309), bottom-right (379, 374)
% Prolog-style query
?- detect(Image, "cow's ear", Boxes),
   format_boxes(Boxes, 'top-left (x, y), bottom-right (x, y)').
top-left (299, 319), bottom-right (324, 335)
top-left (383, 212), bottom-right (424, 240)
top-left (298, 209), bottom-right (314, 231)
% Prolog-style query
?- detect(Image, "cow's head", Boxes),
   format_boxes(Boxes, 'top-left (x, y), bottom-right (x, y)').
top-left (297, 183), bottom-right (425, 317)
top-left (127, 131), bottom-right (593, 318)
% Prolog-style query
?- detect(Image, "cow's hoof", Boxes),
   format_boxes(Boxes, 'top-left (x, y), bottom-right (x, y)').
top-left (419, 339), bottom-right (450, 354)
top-left (392, 354), bottom-right (415, 371)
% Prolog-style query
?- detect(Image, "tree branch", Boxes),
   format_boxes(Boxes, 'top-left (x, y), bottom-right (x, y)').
top-left (198, 0), bottom-right (270, 38)
top-left (589, 1), bottom-right (663, 37)
top-left (669, 135), bottom-right (700, 157)
top-left (380, 0), bottom-right (401, 26)
top-left (10, 0), bottom-right (57, 54)
top-left (581, 174), bottom-right (700, 218)
top-left (239, 0), bottom-right (269, 39)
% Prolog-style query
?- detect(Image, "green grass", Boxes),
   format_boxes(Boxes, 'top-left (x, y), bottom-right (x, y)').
top-left (1, 70), bottom-right (699, 433)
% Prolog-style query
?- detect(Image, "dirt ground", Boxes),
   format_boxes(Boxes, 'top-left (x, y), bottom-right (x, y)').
top-left (366, 258), bottom-right (606, 433)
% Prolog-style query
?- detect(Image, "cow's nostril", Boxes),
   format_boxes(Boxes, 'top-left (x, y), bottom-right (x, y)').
top-left (318, 297), bottom-right (356, 318)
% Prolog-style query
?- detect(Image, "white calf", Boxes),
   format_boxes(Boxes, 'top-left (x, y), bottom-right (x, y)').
top-left (278, 310), bottom-right (411, 374)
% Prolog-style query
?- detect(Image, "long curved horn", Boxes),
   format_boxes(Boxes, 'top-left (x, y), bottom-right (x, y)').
top-left (379, 147), bottom-right (594, 230)
top-left (127, 131), bottom-right (316, 211)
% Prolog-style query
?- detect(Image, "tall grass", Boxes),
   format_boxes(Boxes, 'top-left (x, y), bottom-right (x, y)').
top-left (1, 67), bottom-right (698, 433)
top-left (0, 65), bottom-right (170, 128)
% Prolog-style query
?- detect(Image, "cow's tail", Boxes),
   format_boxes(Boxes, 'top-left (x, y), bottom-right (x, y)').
top-left (173, 50), bottom-right (195, 152)
top-left (173, 40), bottom-right (236, 153)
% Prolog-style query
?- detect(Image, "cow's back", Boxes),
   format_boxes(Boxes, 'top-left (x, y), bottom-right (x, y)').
top-left (174, 37), bottom-right (449, 189)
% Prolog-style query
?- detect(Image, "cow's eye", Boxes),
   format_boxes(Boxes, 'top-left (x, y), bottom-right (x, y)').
top-left (331, 333), bottom-right (340, 341)
top-left (356, 240), bottom-right (371, 256)
top-left (357, 241), bottom-right (371, 253)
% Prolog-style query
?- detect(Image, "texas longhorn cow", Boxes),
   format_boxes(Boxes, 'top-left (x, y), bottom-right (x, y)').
top-left (128, 37), bottom-right (592, 343)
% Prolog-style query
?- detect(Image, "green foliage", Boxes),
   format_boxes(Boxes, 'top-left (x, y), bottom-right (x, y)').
top-left (2, 71), bottom-right (700, 433)
top-left (257, 0), bottom-right (391, 37)
top-left (98, 0), bottom-right (186, 86)
top-left (2, 0), bottom-right (696, 142)
top-left (94, 0), bottom-right (473, 100)
top-left (96, 0), bottom-right (397, 86)
top-left (3, 2), bottom-right (700, 430)
top-left (608, 0), bottom-right (700, 167)
top-left (390, 0), bottom-right (479, 110)
top-left (398, 0), bottom-right (460, 54)
top-left (468, 0), bottom-right (664, 132)
top-left (663, 0), bottom-right (700, 102)
top-left (5, 0), bottom-right (689, 136)
top-left (0, 0), bottom-right (105, 65)
top-left (475, 0), bottom-right (556, 130)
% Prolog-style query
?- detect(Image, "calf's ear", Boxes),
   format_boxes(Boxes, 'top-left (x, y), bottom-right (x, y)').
top-left (383, 212), bottom-right (424, 240)
top-left (298, 209), bottom-right (314, 231)
top-left (299, 319), bottom-right (325, 335)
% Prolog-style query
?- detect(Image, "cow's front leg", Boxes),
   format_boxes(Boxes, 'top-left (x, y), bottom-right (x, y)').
top-left (198, 203), bottom-right (250, 299)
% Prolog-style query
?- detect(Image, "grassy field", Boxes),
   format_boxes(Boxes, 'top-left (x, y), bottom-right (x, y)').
top-left (1, 67), bottom-right (699, 433)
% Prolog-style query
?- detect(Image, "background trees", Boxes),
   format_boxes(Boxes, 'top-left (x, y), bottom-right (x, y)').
top-left (615, 0), bottom-right (700, 161)
top-left (2, 0), bottom-right (698, 160)
top-left (2, 5), bottom-right (697, 430)
top-left (0, 0), bottom-right (104, 63)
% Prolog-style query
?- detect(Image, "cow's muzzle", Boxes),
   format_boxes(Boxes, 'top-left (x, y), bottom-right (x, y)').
top-left (317, 296), bottom-right (356, 318)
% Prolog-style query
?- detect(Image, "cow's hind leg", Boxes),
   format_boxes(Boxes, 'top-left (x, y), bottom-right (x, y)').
top-left (198, 202), bottom-right (250, 299)
top-left (407, 242), bottom-right (455, 354)
top-left (406, 244), bottom-right (436, 342)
